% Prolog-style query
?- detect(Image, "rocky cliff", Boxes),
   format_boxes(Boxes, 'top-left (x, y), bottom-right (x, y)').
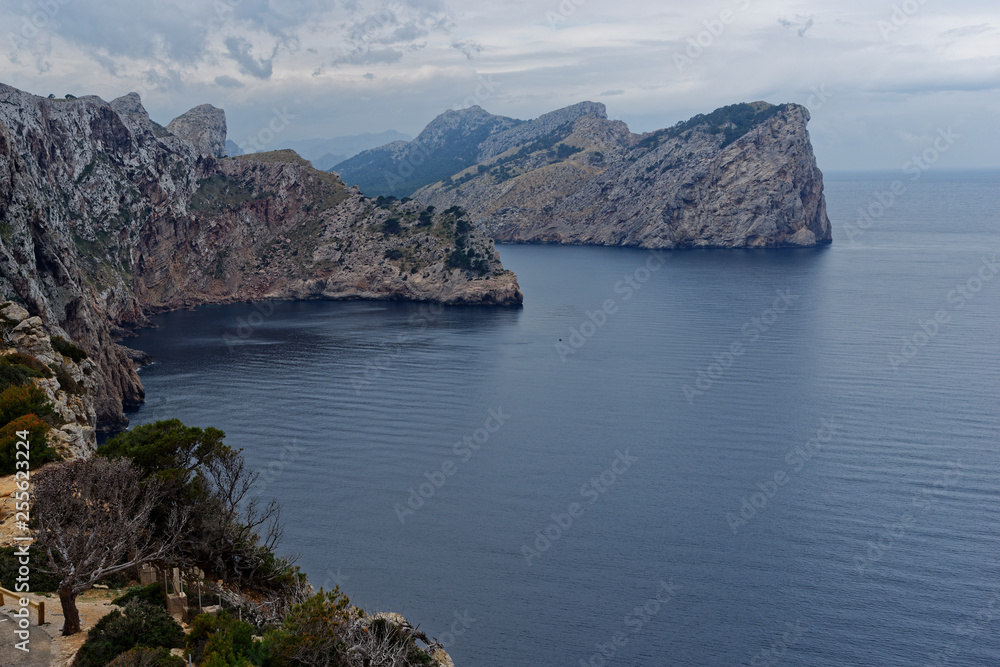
top-left (0, 83), bottom-right (521, 430)
top-left (344, 101), bottom-right (832, 249)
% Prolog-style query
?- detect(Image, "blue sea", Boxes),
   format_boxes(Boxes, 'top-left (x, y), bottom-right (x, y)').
top-left (125, 169), bottom-right (1000, 666)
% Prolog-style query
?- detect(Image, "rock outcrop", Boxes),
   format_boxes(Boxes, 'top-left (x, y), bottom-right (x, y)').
top-left (340, 101), bottom-right (832, 249)
top-left (166, 103), bottom-right (228, 159)
top-left (1, 302), bottom-right (98, 456)
top-left (0, 82), bottom-right (521, 430)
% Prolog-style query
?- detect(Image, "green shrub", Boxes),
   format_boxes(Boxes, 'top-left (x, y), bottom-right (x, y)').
top-left (50, 336), bottom-right (88, 362)
top-left (2, 352), bottom-right (52, 376)
top-left (106, 647), bottom-right (186, 667)
top-left (0, 545), bottom-right (60, 592)
top-left (382, 217), bottom-right (402, 235)
top-left (187, 612), bottom-right (262, 666)
top-left (264, 589), bottom-right (359, 667)
top-left (74, 602), bottom-right (185, 667)
top-left (0, 384), bottom-right (56, 426)
top-left (0, 413), bottom-right (60, 475)
top-left (113, 583), bottom-right (167, 609)
top-left (54, 365), bottom-right (83, 395)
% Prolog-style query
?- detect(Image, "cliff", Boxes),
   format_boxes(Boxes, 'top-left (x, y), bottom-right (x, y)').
top-left (0, 83), bottom-right (521, 430)
top-left (340, 101), bottom-right (832, 249)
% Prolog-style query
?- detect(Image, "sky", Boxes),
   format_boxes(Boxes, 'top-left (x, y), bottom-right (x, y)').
top-left (1, 0), bottom-right (998, 171)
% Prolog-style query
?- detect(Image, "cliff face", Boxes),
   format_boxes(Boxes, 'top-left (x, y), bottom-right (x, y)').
top-left (384, 101), bottom-right (831, 249)
top-left (0, 83), bottom-right (521, 430)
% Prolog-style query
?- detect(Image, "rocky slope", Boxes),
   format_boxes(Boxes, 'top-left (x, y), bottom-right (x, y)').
top-left (0, 83), bottom-right (521, 430)
top-left (343, 101), bottom-right (832, 249)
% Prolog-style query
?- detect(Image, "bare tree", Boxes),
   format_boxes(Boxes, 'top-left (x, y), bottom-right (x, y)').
top-left (33, 458), bottom-right (187, 635)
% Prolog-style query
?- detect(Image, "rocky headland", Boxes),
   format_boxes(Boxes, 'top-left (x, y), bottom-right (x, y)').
top-left (0, 83), bottom-right (521, 431)
top-left (336, 101), bottom-right (832, 249)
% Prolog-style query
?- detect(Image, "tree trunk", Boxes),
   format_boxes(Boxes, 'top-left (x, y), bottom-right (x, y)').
top-left (58, 585), bottom-right (81, 636)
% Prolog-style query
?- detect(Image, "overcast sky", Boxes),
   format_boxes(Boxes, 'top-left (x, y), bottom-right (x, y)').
top-left (1, 0), bottom-right (998, 170)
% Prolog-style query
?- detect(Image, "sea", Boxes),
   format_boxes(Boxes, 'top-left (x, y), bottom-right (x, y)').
top-left (124, 169), bottom-right (1000, 666)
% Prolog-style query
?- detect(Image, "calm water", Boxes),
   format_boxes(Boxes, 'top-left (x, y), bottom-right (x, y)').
top-left (125, 170), bottom-right (1000, 666)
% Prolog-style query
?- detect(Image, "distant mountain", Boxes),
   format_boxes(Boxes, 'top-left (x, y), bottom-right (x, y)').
top-left (404, 101), bottom-right (833, 249)
top-left (225, 139), bottom-right (244, 157)
top-left (333, 105), bottom-right (607, 198)
top-left (277, 131), bottom-right (410, 168)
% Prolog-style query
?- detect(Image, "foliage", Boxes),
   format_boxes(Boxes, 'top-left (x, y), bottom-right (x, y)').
top-left (0, 413), bottom-right (59, 475)
top-left (381, 217), bottom-right (402, 235)
top-left (264, 589), bottom-right (360, 667)
top-left (0, 384), bottom-right (56, 426)
top-left (636, 102), bottom-right (789, 152)
top-left (0, 545), bottom-right (60, 592)
top-left (73, 602), bottom-right (185, 667)
top-left (190, 175), bottom-right (259, 214)
top-left (2, 352), bottom-right (52, 377)
top-left (187, 612), bottom-right (263, 666)
top-left (35, 458), bottom-right (187, 635)
top-left (106, 647), bottom-right (186, 667)
top-left (50, 335), bottom-right (88, 362)
top-left (99, 420), bottom-right (302, 603)
top-left (54, 364), bottom-right (84, 395)
top-left (113, 583), bottom-right (167, 609)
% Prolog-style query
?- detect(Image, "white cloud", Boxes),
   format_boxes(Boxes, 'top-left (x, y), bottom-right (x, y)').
top-left (0, 0), bottom-right (998, 169)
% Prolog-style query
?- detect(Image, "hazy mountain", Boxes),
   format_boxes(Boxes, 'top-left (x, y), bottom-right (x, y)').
top-left (277, 131), bottom-right (410, 167)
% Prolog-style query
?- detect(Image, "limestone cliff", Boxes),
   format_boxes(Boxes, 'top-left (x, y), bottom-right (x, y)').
top-left (0, 83), bottom-right (521, 430)
top-left (381, 101), bottom-right (831, 249)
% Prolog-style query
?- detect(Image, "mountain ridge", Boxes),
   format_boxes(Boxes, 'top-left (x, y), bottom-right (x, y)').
top-left (0, 82), bottom-right (521, 430)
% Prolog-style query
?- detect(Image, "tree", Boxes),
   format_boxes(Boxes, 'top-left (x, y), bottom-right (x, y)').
top-left (33, 458), bottom-right (187, 635)
top-left (100, 420), bottom-right (292, 594)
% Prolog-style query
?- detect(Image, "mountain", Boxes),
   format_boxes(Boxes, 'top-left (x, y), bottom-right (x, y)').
top-left (225, 139), bottom-right (244, 157)
top-left (344, 101), bottom-right (832, 249)
top-left (0, 83), bottom-right (521, 430)
top-left (331, 107), bottom-right (532, 198)
top-left (277, 131), bottom-right (410, 169)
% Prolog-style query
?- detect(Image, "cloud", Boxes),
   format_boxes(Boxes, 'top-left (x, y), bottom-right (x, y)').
top-left (215, 75), bottom-right (244, 88)
top-left (601, 89), bottom-right (625, 96)
top-left (451, 39), bottom-right (483, 60)
top-left (224, 36), bottom-right (274, 79)
top-left (332, 47), bottom-right (405, 66)
top-left (778, 15), bottom-right (815, 37)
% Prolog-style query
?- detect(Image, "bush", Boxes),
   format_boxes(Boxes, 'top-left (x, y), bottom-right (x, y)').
top-left (113, 583), bottom-right (167, 609)
top-left (0, 413), bottom-right (59, 475)
top-left (74, 602), bottom-right (185, 667)
top-left (51, 335), bottom-right (88, 362)
top-left (264, 589), bottom-right (359, 667)
top-left (381, 217), bottom-right (402, 235)
top-left (187, 612), bottom-right (262, 666)
top-left (54, 365), bottom-right (83, 395)
top-left (106, 647), bottom-right (186, 667)
top-left (0, 353), bottom-right (51, 392)
top-left (0, 384), bottom-right (56, 426)
top-left (0, 545), bottom-right (60, 592)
